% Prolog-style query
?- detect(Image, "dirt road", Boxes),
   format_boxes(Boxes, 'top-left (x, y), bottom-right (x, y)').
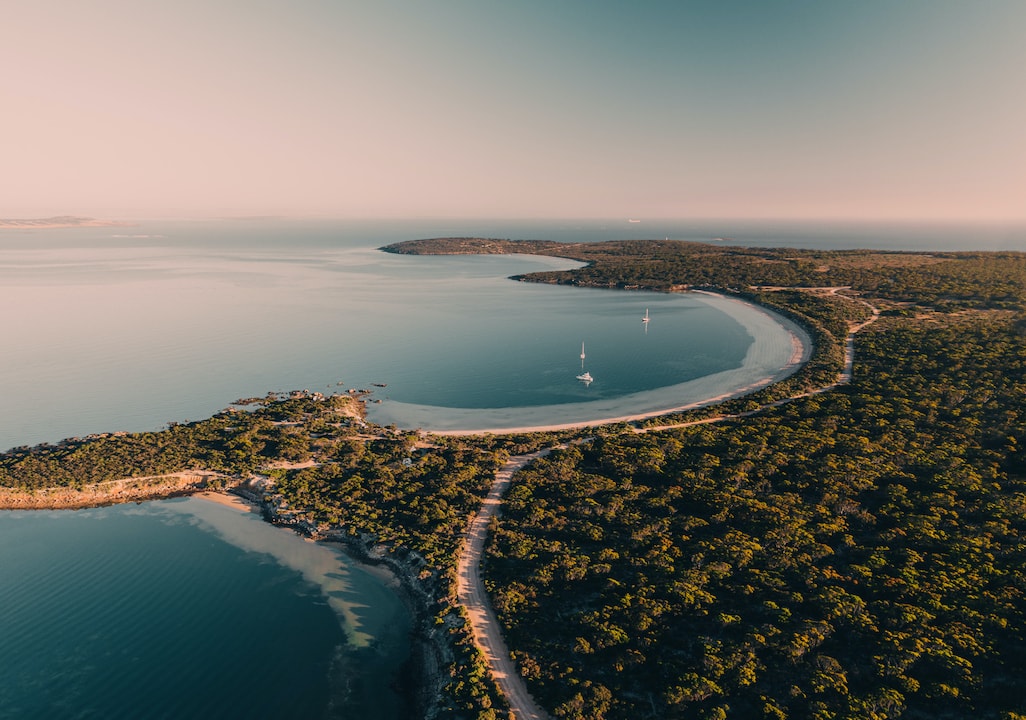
top-left (456, 451), bottom-right (552, 720)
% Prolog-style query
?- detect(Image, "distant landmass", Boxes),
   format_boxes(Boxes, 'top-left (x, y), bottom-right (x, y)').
top-left (0, 215), bottom-right (132, 229)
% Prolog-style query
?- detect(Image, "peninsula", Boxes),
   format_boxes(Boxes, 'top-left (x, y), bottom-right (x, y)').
top-left (3, 238), bottom-right (1026, 719)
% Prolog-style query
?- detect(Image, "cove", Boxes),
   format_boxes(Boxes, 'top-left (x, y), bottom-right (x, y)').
top-left (366, 288), bottom-right (811, 433)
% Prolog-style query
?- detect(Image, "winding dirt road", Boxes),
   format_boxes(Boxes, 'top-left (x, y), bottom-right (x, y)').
top-left (456, 450), bottom-right (553, 720)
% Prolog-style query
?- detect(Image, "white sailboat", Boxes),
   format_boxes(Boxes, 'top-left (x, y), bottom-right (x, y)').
top-left (642, 308), bottom-right (650, 323)
top-left (576, 342), bottom-right (593, 383)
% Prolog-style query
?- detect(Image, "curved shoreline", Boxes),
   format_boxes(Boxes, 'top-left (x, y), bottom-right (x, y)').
top-left (369, 290), bottom-right (812, 436)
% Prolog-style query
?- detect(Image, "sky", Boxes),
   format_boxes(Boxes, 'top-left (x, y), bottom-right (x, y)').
top-left (3, 1), bottom-right (1025, 222)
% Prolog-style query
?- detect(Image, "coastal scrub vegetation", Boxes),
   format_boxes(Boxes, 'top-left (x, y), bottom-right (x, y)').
top-left (4, 237), bottom-right (1026, 719)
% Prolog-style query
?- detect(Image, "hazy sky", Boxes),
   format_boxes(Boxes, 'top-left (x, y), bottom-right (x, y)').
top-left (3, 1), bottom-right (1024, 221)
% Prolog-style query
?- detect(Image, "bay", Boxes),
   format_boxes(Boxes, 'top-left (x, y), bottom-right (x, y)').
top-left (1, 217), bottom-right (811, 451)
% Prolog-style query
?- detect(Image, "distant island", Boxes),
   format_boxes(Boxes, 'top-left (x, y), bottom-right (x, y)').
top-left (0, 215), bottom-right (132, 229)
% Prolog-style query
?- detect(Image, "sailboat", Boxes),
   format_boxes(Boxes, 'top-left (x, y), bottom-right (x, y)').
top-left (576, 341), bottom-right (593, 384)
top-left (642, 308), bottom-right (650, 323)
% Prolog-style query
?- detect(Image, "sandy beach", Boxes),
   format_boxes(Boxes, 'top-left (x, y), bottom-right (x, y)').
top-left (193, 490), bottom-right (263, 513)
top-left (368, 291), bottom-right (812, 435)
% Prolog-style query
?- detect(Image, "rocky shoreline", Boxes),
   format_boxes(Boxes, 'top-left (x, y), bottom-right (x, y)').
top-left (0, 471), bottom-right (225, 510)
top-left (321, 533), bottom-right (449, 720)
top-left (231, 483), bottom-right (450, 720)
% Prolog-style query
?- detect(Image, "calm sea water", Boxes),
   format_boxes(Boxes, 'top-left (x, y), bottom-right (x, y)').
top-left (0, 497), bottom-right (410, 719)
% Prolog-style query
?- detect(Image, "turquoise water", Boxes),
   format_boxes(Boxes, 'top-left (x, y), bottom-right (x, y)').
top-left (0, 497), bottom-right (410, 719)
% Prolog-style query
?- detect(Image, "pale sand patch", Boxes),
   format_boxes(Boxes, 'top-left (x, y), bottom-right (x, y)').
top-left (194, 491), bottom-right (261, 514)
top-left (368, 292), bottom-right (812, 435)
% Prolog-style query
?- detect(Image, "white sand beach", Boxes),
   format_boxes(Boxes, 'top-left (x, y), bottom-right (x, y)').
top-left (367, 291), bottom-right (812, 435)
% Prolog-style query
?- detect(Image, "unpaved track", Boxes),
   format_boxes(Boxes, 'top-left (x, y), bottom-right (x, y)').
top-left (456, 450), bottom-right (552, 720)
